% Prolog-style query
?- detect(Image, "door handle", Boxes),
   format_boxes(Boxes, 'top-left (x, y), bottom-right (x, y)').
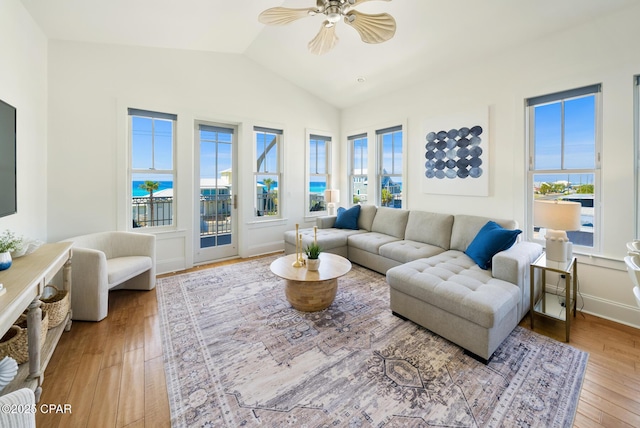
top-left (233, 194), bottom-right (237, 209)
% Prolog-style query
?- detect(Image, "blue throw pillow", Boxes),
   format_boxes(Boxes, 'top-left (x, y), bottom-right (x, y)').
top-left (334, 205), bottom-right (361, 230)
top-left (465, 221), bottom-right (522, 270)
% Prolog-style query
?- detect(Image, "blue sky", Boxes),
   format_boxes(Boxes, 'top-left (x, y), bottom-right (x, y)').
top-left (382, 131), bottom-right (403, 175)
top-left (534, 95), bottom-right (595, 171)
top-left (200, 129), bottom-right (232, 179)
top-left (352, 136), bottom-right (367, 175)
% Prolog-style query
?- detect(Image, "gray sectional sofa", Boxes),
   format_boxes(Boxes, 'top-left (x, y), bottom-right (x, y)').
top-left (284, 205), bottom-right (543, 361)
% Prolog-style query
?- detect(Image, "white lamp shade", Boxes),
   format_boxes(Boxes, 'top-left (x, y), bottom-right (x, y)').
top-left (533, 200), bottom-right (581, 231)
top-left (324, 189), bottom-right (340, 204)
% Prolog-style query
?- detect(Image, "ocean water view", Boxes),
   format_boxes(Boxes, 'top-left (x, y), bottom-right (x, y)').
top-left (533, 173), bottom-right (594, 185)
top-left (133, 180), bottom-right (327, 196)
top-left (309, 182), bottom-right (326, 194)
top-left (132, 181), bottom-right (174, 197)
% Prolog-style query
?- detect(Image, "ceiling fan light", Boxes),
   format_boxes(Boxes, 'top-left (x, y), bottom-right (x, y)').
top-left (325, 5), bottom-right (342, 23)
top-left (327, 12), bottom-right (341, 23)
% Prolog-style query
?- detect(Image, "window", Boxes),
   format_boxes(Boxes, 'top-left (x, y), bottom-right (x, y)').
top-left (527, 84), bottom-right (601, 251)
top-left (254, 126), bottom-right (282, 218)
top-left (349, 133), bottom-right (368, 205)
top-left (308, 134), bottom-right (331, 214)
top-left (377, 126), bottom-right (403, 208)
top-left (129, 108), bottom-right (176, 228)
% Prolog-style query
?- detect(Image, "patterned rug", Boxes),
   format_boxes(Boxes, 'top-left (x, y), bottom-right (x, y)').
top-left (156, 255), bottom-right (588, 427)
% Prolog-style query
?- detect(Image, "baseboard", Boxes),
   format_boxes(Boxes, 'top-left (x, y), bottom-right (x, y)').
top-left (579, 294), bottom-right (640, 329)
top-left (157, 257), bottom-right (187, 275)
top-left (243, 241), bottom-right (284, 258)
top-left (543, 284), bottom-right (640, 329)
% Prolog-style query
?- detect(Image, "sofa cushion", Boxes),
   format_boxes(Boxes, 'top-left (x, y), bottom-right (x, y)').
top-left (284, 228), bottom-right (364, 251)
top-left (371, 207), bottom-right (410, 239)
top-left (404, 211), bottom-right (454, 249)
top-left (334, 205), bottom-right (361, 229)
top-left (348, 232), bottom-right (399, 254)
top-left (465, 221), bottom-right (522, 270)
top-left (316, 216), bottom-right (336, 229)
top-left (107, 256), bottom-right (153, 288)
top-left (379, 240), bottom-right (446, 264)
top-left (358, 205), bottom-right (377, 231)
top-left (386, 251), bottom-right (520, 329)
top-left (450, 215), bottom-right (518, 252)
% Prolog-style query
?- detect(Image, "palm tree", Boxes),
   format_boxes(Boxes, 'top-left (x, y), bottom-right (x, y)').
top-left (262, 178), bottom-right (276, 214)
top-left (263, 178), bottom-right (274, 193)
top-left (139, 180), bottom-right (160, 226)
top-left (381, 188), bottom-right (393, 207)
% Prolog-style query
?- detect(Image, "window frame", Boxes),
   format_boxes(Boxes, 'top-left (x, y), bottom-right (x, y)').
top-left (254, 126), bottom-right (283, 219)
top-left (306, 130), bottom-right (332, 217)
top-left (526, 84), bottom-right (602, 254)
top-left (349, 132), bottom-right (368, 206)
top-left (376, 125), bottom-right (404, 209)
top-left (128, 108), bottom-right (177, 230)
top-left (635, 75), bottom-right (640, 238)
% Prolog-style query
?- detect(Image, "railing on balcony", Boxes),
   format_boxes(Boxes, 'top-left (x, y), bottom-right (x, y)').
top-left (256, 192), bottom-right (278, 217)
top-left (200, 195), bottom-right (232, 236)
top-left (132, 195), bottom-right (233, 236)
top-left (132, 196), bottom-right (174, 228)
top-left (309, 193), bottom-right (326, 212)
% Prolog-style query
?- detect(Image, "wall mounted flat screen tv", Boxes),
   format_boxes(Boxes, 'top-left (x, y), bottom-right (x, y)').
top-left (0, 99), bottom-right (16, 218)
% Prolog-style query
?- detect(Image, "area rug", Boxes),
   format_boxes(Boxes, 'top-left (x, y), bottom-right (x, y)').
top-left (156, 255), bottom-right (588, 427)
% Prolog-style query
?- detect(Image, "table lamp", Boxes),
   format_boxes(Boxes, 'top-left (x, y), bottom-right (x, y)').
top-left (534, 199), bottom-right (581, 262)
top-left (324, 189), bottom-right (340, 216)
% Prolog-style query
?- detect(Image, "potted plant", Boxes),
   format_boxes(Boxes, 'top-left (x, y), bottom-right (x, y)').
top-left (304, 242), bottom-right (322, 271)
top-left (0, 230), bottom-right (23, 271)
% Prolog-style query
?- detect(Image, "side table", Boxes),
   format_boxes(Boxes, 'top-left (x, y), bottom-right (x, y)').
top-left (530, 252), bottom-right (577, 342)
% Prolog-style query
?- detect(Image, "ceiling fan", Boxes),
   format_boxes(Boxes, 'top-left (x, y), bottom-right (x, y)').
top-left (258, 0), bottom-right (396, 55)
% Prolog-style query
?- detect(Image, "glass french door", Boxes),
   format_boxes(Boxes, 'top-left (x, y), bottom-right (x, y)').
top-left (195, 122), bottom-right (238, 263)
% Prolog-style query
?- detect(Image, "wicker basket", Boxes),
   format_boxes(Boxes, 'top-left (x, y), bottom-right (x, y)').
top-left (0, 311), bottom-right (49, 365)
top-left (0, 327), bottom-right (28, 364)
top-left (41, 285), bottom-right (70, 328)
top-left (16, 311), bottom-right (49, 345)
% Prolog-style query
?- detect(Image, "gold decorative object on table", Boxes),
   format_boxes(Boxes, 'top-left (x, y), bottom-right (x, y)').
top-left (299, 234), bottom-right (305, 266)
top-left (292, 224), bottom-right (303, 267)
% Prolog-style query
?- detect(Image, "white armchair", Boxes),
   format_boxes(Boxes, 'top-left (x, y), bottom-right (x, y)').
top-left (63, 231), bottom-right (156, 322)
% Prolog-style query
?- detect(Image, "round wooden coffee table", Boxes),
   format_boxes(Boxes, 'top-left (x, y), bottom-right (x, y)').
top-left (270, 252), bottom-right (352, 312)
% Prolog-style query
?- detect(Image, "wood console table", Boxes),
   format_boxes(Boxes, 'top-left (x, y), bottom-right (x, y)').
top-left (0, 242), bottom-right (72, 402)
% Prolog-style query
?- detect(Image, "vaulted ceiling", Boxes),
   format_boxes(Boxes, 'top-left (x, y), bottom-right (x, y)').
top-left (20, 0), bottom-right (638, 108)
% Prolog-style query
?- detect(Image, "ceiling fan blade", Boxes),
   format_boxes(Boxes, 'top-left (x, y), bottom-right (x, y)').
top-left (344, 10), bottom-right (396, 44)
top-left (308, 22), bottom-right (339, 55)
top-left (258, 7), bottom-right (315, 25)
top-left (351, 0), bottom-right (391, 5)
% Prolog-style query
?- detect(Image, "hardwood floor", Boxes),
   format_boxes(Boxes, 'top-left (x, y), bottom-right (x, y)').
top-left (36, 256), bottom-right (640, 427)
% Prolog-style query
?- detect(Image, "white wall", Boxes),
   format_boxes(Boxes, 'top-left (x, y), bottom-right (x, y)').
top-left (46, 41), bottom-right (339, 273)
top-left (0, 0), bottom-right (48, 241)
top-left (341, 4), bottom-right (640, 327)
